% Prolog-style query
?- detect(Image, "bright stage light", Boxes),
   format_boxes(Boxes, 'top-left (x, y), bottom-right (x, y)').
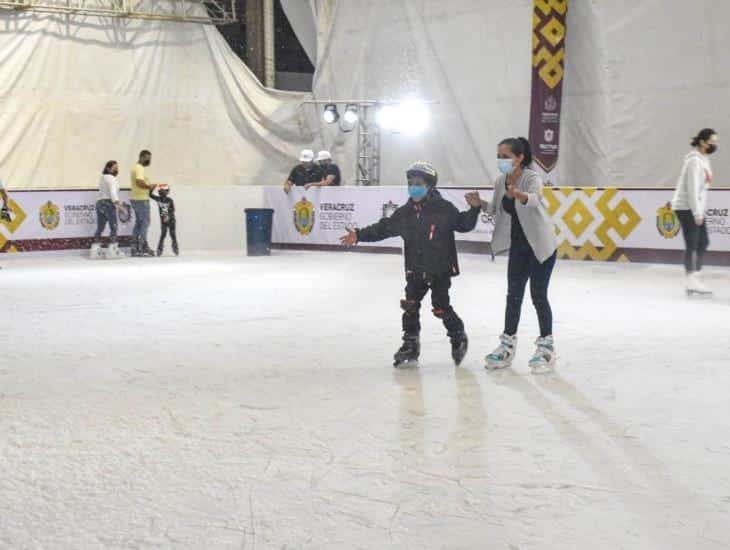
top-left (376, 99), bottom-right (430, 135)
top-left (323, 104), bottom-right (339, 124)
top-left (343, 104), bottom-right (359, 124)
top-left (376, 105), bottom-right (397, 130)
top-left (397, 98), bottom-right (430, 136)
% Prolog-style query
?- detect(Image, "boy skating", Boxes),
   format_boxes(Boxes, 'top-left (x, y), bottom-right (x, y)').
top-left (340, 161), bottom-right (482, 367)
top-left (150, 184), bottom-right (178, 256)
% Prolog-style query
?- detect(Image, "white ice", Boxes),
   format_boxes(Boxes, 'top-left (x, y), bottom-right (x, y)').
top-left (1, 251), bottom-right (729, 549)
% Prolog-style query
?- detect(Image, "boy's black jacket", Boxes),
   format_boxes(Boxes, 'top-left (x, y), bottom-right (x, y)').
top-left (356, 189), bottom-right (480, 276)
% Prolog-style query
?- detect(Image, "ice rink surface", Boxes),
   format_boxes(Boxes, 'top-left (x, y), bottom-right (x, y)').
top-left (1, 250), bottom-right (729, 549)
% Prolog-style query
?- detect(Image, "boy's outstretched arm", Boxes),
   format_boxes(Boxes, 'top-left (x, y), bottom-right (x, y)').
top-left (340, 211), bottom-right (403, 247)
top-left (453, 191), bottom-right (482, 233)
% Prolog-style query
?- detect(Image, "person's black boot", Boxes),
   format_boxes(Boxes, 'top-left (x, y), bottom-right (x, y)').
top-left (393, 334), bottom-right (420, 368)
top-left (142, 243), bottom-right (156, 257)
top-left (450, 331), bottom-right (469, 366)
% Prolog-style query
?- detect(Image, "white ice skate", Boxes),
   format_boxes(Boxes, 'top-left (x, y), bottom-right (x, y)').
top-left (686, 272), bottom-right (712, 297)
top-left (529, 336), bottom-right (556, 374)
top-left (89, 243), bottom-right (103, 260)
top-left (485, 334), bottom-right (517, 370)
top-left (104, 243), bottom-right (125, 260)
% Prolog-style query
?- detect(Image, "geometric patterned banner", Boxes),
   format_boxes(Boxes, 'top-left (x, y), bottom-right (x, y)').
top-left (543, 187), bottom-right (642, 262)
top-left (529, 0), bottom-right (569, 176)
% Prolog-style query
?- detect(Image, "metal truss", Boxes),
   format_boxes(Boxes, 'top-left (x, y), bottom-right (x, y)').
top-left (355, 105), bottom-right (381, 187)
top-left (0, 0), bottom-right (236, 24)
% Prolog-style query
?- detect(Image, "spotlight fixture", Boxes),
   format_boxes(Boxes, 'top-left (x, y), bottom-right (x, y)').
top-left (323, 104), bottom-right (339, 124)
top-left (343, 104), bottom-right (359, 125)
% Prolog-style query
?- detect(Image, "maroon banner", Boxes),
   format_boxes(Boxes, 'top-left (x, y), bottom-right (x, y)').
top-left (529, 0), bottom-right (569, 178)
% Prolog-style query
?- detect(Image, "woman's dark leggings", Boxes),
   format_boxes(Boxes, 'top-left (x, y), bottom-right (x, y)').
top-left (504, 243), bottom-right (557, 338)
top-left (94, 199), bottom-right (118, 243)
top-left (675, 209), bottom-right (709, 273)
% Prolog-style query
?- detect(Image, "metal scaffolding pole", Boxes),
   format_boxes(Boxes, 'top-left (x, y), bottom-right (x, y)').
top-left (0, 0), bottom-right (237, 24)
top-left (355, 105), bottom-right (381, 187)
top-left (262, 0), bottom-right (276, 88)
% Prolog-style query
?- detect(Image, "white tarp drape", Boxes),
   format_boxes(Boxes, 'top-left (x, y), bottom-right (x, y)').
top-left (309, 0), bottom-right (730, 188)
top-left (279, 0), bottom-right (318, 65)
top-left (2, 1), bottom-right (729, 190)
top-left (0, 8), bottom-right (313, 189)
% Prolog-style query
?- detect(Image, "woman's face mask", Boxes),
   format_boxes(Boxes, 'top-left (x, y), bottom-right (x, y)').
top-left (408, 183), bottom-right (429, 201)
top-left (706, 143), bottom-right (718, 155)
top-left (497, 158), bottom-right (516, 175)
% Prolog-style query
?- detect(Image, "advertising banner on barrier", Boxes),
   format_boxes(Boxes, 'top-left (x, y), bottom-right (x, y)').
top-left (542, 187), bottom-right (730, 261)
top-left (0, 189), bottom-right (133, 253)
top-left (264, 186), bottom-right (730, 264)
top-left (264, 187), bottom-right (496, 249)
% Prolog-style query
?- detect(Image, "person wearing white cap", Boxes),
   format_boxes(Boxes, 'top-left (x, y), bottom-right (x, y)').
top-left (283, 149), bottom-right (323, 194)
top-left (305, 150), bottom-right (342, 189)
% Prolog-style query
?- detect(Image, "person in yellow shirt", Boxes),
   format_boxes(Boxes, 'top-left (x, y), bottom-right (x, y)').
top-left (130, 150), bottom-right (157, 257)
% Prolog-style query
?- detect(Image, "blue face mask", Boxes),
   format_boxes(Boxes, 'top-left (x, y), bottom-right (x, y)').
top-left (408, 184), bottom-right (429, 201)
top-left (498, 158), bottom-right (516, 175)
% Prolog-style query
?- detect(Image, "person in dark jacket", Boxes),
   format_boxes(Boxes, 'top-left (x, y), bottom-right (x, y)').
top-left (340, 161), bottom-right (482, 367)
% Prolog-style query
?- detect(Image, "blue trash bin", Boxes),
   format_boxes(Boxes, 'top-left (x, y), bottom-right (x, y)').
top-left (244, 208), bottom-right (274, 256)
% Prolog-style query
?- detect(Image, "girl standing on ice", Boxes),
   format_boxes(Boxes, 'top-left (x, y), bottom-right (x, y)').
top-left (482, 138), bottom-right (558, 373)
top-left (671, 128), bottom-right (717, 296)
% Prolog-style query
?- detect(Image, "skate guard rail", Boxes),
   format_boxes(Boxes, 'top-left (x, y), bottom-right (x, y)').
top-left (263, 186), bottom-right (730, 266)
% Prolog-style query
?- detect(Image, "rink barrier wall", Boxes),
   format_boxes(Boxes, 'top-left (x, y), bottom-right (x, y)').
top-left (264, 186), bottom-right (730, 266)
top-left (0, 185), bottom-right (265, 254)
top-left (2, 185), bottom-right (729, 266)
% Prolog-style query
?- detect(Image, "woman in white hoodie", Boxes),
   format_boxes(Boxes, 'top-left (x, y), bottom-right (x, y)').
top-left (482, 138), bottom-right (558, 373)
top-left (671, 128), bottom-right (717, 295)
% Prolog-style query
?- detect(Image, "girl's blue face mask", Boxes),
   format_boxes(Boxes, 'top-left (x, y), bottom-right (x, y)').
top-left (498, 158), bottom-right (516, 175)
top-left (408, 183), bottom-right (429, 201)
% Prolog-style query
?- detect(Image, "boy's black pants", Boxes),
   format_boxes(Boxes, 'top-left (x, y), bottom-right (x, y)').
top-left (158, 218), bottom-right (178, 254)
top-left (401, 272), bottom-right (464, 338)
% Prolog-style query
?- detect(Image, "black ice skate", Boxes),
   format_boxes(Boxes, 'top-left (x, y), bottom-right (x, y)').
top-left (393, 335), bottom-right (420, 368)
top-left (450, 332), bottom-right (468, 366)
